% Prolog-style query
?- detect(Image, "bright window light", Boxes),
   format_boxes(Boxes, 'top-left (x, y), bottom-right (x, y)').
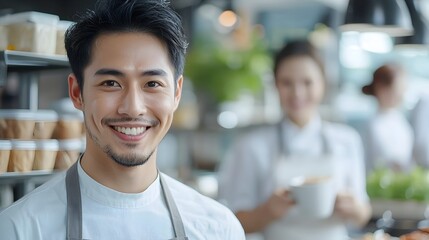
top-left (217, 111), bottom-right (238, 129)
top-left (340, 32), bottom-right (371, 69)
top-left (359, 32), bottom-right (393, 53)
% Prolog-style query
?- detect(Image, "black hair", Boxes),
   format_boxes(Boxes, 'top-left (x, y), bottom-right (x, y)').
top-left (64, 0), bottom-right (188, 90)
top-left (273, 40), bottom-right (325, 79)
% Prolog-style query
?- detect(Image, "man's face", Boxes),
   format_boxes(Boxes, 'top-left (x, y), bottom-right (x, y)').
top-left (69, 32), bottom-right (182, 167)
top-left (275, 56), bottom-right (325, 125)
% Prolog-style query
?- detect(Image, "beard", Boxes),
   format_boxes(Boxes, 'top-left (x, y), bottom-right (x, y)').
top-left (103, 144), bottom-right (153, 167)
top-left (84, 118), bottom-right (154, 167)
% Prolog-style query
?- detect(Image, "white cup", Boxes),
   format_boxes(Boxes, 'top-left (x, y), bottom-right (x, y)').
top-left (289, 176), bottom-right (336, 219)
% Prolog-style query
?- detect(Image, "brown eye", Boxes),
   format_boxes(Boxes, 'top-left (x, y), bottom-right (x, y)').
top-left (101, 80), bottom-right (121, 87)
top-left (146, 81), bottom-right (161, 88)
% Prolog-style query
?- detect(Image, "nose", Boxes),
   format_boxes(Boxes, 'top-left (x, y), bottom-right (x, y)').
top-left (290, 84), bottom-right (305, 99)
top-left (117, 86), bottom-right (147, 117)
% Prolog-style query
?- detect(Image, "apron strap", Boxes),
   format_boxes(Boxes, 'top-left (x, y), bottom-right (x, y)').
top-left (66, 162), bottom-right (83, 240)
top-left (159, 173), bottom-right (188, 240)
top-left (278, 120), bottom-right (331, 157)
top-left (320, 127), bottom-right (332, 155)
top-left (65, 159), bottom-right (188, 240)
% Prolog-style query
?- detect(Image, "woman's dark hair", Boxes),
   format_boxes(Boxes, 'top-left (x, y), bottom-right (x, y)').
top-left (362, 63), bottom-right (404, 96)
top-left (273, 40), bottom-right (325, 79)
top-left (64, 0), bottom-right (188, 90)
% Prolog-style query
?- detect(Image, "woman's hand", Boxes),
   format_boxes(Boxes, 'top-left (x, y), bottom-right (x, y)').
top-left (236, 188), bottom-right (295, 233)
top-left (335, 191), bottom-right (359, 218)
top-left (263, 189), bottom-right (296, 220)
top-left (334, 191), bottom-right (371, 227)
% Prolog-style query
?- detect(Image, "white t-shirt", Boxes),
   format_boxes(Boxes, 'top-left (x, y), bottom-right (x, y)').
top-left (218, 117), bottom-right (368, 238)
top-left (363, 109), bottom-right (414, 171)
top-left (0, 162), bottom-right (245, 240)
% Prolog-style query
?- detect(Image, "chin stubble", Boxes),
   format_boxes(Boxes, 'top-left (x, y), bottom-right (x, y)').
top-left (85, 118), bottom-right (154, 167)
top-left (104, 145), bottom-right (154, 167)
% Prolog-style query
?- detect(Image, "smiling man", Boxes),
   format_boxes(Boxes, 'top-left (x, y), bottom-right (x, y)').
top-left (0, 0), bottom-right (245, 239)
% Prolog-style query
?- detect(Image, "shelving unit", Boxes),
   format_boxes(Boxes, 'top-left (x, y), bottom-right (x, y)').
top-left (0, 50), bottom-right (70, 208)
top-left (0, 170), bottom-right (60, 208)
top-left (0, 170), bottom-right (59, 185)
top-left (0, 50), bottom-right (69, 110)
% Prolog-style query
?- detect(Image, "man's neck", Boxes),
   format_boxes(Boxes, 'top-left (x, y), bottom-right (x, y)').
top-left (80, 153), bottom-right (158, 194)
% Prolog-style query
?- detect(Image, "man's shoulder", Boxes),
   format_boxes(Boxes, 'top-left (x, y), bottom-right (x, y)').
top-left (0, 172), bottom-right (68, 240)
top-left (0, 171), bottom-right (67, 221)
top-left (160, 173), bottom-right (245, 239)
top-left (160, 173), bottom-right (245, 237)
top-left (161, 173), bottom-right (228, 212)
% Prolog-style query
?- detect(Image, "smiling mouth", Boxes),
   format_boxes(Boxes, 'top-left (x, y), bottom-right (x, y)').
top-left (113, 126), bottom-right (148, 136)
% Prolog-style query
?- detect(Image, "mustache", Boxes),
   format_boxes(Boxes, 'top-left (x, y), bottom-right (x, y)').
top-left (102, 117), bottom-right (159, 126)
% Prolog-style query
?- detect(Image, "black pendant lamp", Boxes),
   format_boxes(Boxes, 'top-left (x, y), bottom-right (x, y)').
top-left (340, 0), bottom-right (413, 37)
top-left (395, 0), bottom-right (429, 49)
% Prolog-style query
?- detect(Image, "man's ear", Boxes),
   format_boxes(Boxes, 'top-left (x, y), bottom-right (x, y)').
top-left (173, 75), bottom-right (183, 111)
top-left (68, 74), bottom-right (83, 110)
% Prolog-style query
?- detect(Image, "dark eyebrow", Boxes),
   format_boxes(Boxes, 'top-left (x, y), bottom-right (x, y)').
top-left (141, 69), bottom-right (168, 77)
top-left (94, 68), bottom-right (124, 77)
top-left (94, 68), bottom-right (168, 77)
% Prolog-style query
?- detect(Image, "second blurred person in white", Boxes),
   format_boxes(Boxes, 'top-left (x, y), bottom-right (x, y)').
top-left (361, 63), bottom-right (414, 172)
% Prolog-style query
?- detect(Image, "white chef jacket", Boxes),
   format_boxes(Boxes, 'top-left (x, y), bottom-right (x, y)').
top-left (363, 109), bottom-right (414, 172)
top-left (218, 116), bottom-right (368, 238)
top-left (0, 161), bottom-right (245, 240)
top-left (410, 95), bottom-right (429, 167)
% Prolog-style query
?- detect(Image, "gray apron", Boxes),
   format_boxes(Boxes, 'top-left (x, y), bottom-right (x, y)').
top-left (273, 120), bottom-right (333, 186)
top-left (264, 121), bottom-right (348, 240)
top-left (65, 162), bottom-right (188, 240)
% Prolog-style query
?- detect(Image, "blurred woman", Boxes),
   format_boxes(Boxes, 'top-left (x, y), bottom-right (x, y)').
top-left (218, 40), bottom-right (371, 240)
top-left (361, 63), bottom-right (414, 172)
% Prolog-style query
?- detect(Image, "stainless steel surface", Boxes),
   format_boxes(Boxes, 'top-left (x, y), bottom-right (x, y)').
top-left (1, 50), bottom-right (68, 68)
top-left (0, 50), bottom-right (70, 109)
top-left (0, 170), bottom-right (61, 207)
top-left (0, 170), bottom-right (59, 185)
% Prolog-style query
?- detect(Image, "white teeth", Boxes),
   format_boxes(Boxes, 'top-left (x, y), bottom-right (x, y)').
top-left (114, 126), bottom-right (146, 136)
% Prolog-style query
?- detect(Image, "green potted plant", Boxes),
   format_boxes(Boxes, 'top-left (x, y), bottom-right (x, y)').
top-left (184, 31), bottom-right (272, 109)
